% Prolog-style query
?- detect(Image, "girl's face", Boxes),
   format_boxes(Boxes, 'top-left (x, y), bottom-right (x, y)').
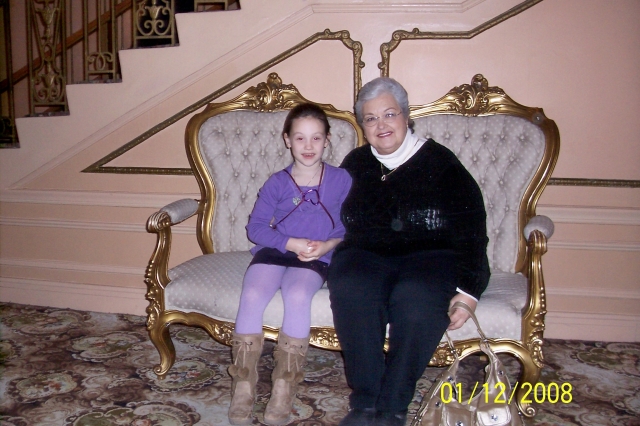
top-left (284, 116), bottom-right (329, 169)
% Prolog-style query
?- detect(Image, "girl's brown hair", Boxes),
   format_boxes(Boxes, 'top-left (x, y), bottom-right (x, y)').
top-left (282, 103), bottom-right (331, 138)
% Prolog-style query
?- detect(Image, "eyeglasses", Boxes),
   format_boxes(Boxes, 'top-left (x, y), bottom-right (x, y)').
top-left (362, 112), bottom-right (402, 127)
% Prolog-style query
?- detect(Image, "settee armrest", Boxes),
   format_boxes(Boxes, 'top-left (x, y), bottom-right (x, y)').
top-left (159, 198), bottom-right (199, 225)
top-left (524, 215), bottom-right (554, 240)
top-left (145, 199), bottom-right (200, 330)
top-left (519, 215), bottom-right (553, 387)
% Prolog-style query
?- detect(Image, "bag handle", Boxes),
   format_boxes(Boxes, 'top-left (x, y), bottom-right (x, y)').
top-left (444, 302), bottom-right (490, 354)
top-left (448, 301), bottom-right (488, 341)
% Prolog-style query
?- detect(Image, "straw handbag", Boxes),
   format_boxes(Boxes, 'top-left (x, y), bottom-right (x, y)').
top-left (411, 302), bottom-right (524, 426)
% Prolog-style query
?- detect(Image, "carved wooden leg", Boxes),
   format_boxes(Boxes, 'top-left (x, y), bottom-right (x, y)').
top-left (148, 318), bottom-right (176, 379)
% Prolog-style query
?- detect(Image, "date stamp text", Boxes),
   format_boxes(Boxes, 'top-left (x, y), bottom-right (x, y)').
top-left (440, 382), bottom-right (573, 404)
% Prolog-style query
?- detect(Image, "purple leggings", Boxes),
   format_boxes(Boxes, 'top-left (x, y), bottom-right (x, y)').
top-left (234, 263), bottom-right (324, 338)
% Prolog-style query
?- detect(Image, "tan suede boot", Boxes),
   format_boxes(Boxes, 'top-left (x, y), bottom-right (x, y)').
top-left (228, 332), bottom-right (264, 425)
top-left (263, 332), bottom-right (310, 425)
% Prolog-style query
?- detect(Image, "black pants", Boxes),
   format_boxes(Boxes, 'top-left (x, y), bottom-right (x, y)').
top-left (327, 247), bottom-right (458, 414)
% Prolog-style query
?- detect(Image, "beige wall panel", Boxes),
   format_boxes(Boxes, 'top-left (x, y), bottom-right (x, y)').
top-left (551, 223), bottom-right (640, 245)
top-left (1, 221), bottom-right (202, 267)
top-left (106, 116), bottom-right (194, 169)
top-left (548, 293), bottom-right (640, 317)
top-left (0, 226), bottom-right (156, 267)
top-left (388, 0), bottom-right (640, 180)
top-left (544, 249), bottom-right (640, 309)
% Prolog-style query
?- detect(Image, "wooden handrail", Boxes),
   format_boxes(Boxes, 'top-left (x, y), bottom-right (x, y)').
top-left (0, 0), bottom-right (132, 92)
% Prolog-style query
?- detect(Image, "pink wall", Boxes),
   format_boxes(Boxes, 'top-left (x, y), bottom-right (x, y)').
top-left (1, 0), bottom-right (638, 341)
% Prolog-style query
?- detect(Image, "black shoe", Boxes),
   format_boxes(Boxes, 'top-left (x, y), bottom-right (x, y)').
top-left (339, 407), bottom-right (377, 426)
top-left (372, 411), bottom-right (407, 426)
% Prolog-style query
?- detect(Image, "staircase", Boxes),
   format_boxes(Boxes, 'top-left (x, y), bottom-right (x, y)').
top-left (0, 0), bottom-right (238, 148)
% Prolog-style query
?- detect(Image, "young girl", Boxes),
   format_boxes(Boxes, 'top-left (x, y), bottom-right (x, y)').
top-left (228, 103), bottom-right (352, 425)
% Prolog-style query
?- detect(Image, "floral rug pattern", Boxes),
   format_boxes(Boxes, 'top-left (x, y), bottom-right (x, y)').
top-left (1, 303), bottom-right (638, 425)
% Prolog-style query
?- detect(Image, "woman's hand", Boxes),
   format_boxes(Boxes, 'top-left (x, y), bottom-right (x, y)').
top-left (297, 238), bottom-right (341, 262)
top-left (286, 238), bottom-right (312, 256)
top-left (447, 293), bottom-right (477, 330)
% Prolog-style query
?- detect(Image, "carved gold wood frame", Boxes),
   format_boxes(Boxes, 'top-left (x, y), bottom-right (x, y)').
top-left (409, 74), bottom-right (559, 417)
top-left (83, 29), bottom-right (363, 175)
top-left (145, 73), bottom-right (362, 378)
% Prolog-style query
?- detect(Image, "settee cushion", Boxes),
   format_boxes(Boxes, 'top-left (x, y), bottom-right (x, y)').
top-left (165, 252), bottom-right (527, 341)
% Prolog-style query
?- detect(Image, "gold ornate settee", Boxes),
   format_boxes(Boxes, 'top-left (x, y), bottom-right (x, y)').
top-left (144, 73), bottom-right (559, 417)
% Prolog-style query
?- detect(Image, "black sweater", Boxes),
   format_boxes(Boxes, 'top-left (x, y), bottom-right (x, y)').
top-left (337, 139), bottom-right (490, 299)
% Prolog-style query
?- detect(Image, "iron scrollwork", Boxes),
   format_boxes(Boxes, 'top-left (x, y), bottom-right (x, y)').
top-left (27, 0), bottom-right (68, 114)
top-left (84, 0), bottom-right (119, 81)
top-left (133, 0), bottom-right (176, 47)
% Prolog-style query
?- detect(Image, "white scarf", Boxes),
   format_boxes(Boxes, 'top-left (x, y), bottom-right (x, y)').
top-left (371, 129), bottom-right (425, 170)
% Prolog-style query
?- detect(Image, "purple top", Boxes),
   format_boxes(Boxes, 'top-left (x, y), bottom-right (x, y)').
top-left (246, 163), bottom-right (352, 264)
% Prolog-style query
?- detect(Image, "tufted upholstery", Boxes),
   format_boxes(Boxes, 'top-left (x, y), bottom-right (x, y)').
top-left (412, 115), bottom-right (545, 273)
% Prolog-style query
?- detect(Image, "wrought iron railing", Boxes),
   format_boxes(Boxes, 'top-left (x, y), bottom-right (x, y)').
top-left (27, 0), bottom-right (69, 116)
top-left (1, 0), bottom-right (18, 148)
top-left (0, 0), bottom-right (237, 148)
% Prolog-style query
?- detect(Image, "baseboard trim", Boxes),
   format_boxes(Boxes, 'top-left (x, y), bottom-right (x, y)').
top-left (545, 311), bottom-right (640, 342)
top-left (0, 278), bottom-right (148, 316)
top-left (546, 287), bottom-right (640, 300)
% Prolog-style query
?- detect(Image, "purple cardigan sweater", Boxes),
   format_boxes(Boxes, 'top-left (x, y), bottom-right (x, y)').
top-left (246, 163), bottom-right (352, 264)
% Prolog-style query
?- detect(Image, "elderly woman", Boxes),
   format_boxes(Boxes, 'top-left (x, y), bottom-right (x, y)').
top-left (327, 77), bottom-right (490, 426)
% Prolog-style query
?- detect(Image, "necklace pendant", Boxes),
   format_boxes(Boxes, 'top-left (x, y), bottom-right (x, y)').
top-left (381, 175), bottom-right (386, 182)
top-left (293, 197), bottom-right (301, 205)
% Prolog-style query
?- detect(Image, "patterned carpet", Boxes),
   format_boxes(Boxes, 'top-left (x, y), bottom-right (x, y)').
top-left (1, 303), bottom-right (639, 426)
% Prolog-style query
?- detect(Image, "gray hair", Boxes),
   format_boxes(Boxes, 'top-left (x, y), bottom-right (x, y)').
top-left (354, 77), bottom-right (414, 132)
